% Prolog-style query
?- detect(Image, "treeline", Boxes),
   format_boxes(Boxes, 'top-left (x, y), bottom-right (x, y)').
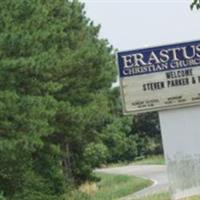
top-left (102, 88), bottom-right (162, 164)
top-left (0, 1), bottom-right (161, 200)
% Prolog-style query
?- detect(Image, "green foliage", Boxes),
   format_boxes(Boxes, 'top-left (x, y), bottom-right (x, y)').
top-left (84, 143), bottom-right (109, 168)
top-left (123, 135), bottom-right (138, 161)
top-left (0, 90), bottom-right (57, 197)
top-left (0, 192), bottom-right (6, 200)
top-left (102, 116), bottom-right (138, 163)
top-left (0, 0), bottom-right (115, 199)
top-left (191, 0), bottom-right (200, 9)
top-left (67, 191), bottom-right (90, 200)
top-left (12, 171), bottom-right (61, 200)
top-left (101, 87), bottom-right (162, 163)
top-left (132, 112), bottom-right (162, 157)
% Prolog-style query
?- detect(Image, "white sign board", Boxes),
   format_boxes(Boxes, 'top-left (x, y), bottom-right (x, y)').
top-left (117, 40), bottom-right (200, 114)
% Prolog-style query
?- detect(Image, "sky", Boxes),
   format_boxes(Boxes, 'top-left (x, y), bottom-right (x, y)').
top-left (81, 0), bottom-right (200, 51)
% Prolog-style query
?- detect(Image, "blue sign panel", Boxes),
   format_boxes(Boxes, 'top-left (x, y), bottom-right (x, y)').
top-left (117, 40), bottom-right (200, 78)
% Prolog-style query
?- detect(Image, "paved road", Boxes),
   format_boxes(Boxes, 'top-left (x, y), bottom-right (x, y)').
top-left (96, 165), bottom-right (169, 199)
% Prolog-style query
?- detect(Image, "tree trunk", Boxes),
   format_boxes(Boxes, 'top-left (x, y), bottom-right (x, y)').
top-left (62, 142), bottom-right (72, 178)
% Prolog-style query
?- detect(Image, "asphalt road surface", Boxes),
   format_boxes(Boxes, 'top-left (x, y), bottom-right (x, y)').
top-left (96, 165), bottom-right (169, 199)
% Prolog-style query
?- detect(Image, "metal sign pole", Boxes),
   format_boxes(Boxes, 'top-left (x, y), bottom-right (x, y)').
top-left (159, 106), bottom-right (200, 200)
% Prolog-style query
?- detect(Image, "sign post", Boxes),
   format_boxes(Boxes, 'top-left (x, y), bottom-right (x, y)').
top-left (160, 106), bottom-right (200, 199)
top-left (117, 40), bottom-right (200, 199)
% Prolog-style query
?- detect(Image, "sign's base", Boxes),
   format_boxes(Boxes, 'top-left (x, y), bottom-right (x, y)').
top-left (159, 106), bottom-right (200, 200)
top-left (173, 186), bottom-right (200, 200)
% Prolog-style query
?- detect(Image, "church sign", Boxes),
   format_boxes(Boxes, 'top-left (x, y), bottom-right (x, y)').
top-left (117, 40), bottom-right (200, 114)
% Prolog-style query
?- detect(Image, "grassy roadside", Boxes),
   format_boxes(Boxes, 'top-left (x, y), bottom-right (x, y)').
top-left (133, 155), bottom-right (165, 165)
top-left (135, 193), bottom-right (170, 200)
top-left (74, 173), bottom-right (152, 200)
top-left (106, 155), bottom-right (165, 168)
top-left (70, 156), bottom-right (165, 200)
top-left (136, 193), bottom-right (200, 200)
top-left (93, 173), bottom-right (152, 200)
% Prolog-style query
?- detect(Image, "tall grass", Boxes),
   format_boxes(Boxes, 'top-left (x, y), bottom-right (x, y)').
top-left (92, 173), bottom-right (151, 200)
top-left (70, 173), bottom-right (152, 200)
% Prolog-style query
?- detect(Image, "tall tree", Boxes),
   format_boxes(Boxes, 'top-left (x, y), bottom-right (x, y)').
top-left (0, 0), bottom-right (115, 199)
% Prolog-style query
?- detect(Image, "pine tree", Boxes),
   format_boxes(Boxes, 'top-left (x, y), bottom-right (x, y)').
top-left (0, 0), bottom-right (115, 198)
